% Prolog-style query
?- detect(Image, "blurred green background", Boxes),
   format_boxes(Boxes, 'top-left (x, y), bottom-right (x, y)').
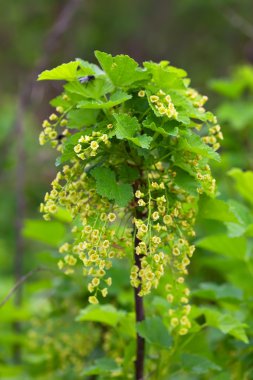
top-left (1, 1), bottom-right (253, 379)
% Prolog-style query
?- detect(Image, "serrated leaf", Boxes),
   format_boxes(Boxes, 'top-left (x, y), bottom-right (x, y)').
top-left (76, 58), bottom-right (104, 75)
top-left (78, 90), bottom-right (132, 109)
top-left (136, 316), bottom-right (173, 349)
top-left (198, 197), bottom-right (238, 222)
top-left (173, 168), bottom-right (198, 195)
top-left (38, 61), bottom-right (80, 81)
top-left (114, 113), bottom-right (152, 148)
top-left (114, 113), bottom-right (140, 139)
top-left (192, 283), bottom-right (243, 302)
top-left (144, 61), bottom-right (186, 91)
top-left (67, 108), bottom-right (99, 128)
top-left (143, 115), bottom-right (179, 137)
top-left (76, 304), bottom-right (125, 326)
top-left (196, 234), bottom-right (247, 260)
top-left (129, 134), bottom-right (153, 149)
top-left (178, 131), bottom-right (220, 162)
top-left (228, 168), bottom-right (253, 206)
top-left (201, 308), bottom-right (248, 343)
top-left (91, 167), bottom-right (133, 207)
top-left (65, 76), bottom-right (114, 99)
top-left (181, 353), bottom-right (221, 375)
top-left (95, 50), bottom-right (148, 87)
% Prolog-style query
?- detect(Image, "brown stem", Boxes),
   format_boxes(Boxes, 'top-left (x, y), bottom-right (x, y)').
top-left (133, 182), bottom-right (145, 380)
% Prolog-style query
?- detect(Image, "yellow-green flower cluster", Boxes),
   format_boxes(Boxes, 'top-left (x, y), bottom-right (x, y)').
top-left (39, 105), bottom-right (68, 150)
top-left (73, 131), bottom-right (111, 159)
top-left (202, 124), bottom-right (223, 151)
top-left (40, 159), bottom-right (133, 302)
top-left (149, 90), bottom-right (178, 119)
top-left (129, 163), bottom-right (201, 334)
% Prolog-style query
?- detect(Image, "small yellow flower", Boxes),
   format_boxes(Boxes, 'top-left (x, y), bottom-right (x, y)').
top-left (88, 296), bottom-right (99, 304)
top-left (101, 288), bottom-right (108, 297)
top-left (170, 317), bottom-right (179, 327)
top-left (135, 190), bottom-right (143, 198)
top-left (90, 141), bottom-right (99, 150)
top-left (172, 247), bottom-right (180, 256)
top-left (49, 113), bottom-right (58, 121)
top-left (138, 90), bottom-right (145, 97)
top-left (150, 95), bottom-right (159, 103)
top-left (74, 144), bottom-right (82, 153)
top-left (167, 294), bottom-right (174, 303)
top-left (105, 277), bottom-right (112, 286)
top-left (102, 240), bottom-right (110, 249)
top-left (108, 213), bottom-right (116, 222)
top-left (152, 211), bottom-right (159, 221)
top-left (179, 328), bottom-right (188, 335)
top-left (92, 278), bottom-right (100, 286)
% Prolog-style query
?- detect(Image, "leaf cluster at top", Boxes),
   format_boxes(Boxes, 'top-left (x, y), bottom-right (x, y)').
top-left (38, 51), bottom-right (219, 206)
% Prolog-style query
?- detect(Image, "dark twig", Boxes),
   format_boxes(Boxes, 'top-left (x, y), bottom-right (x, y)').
top-left (224, 8), bottom-right (253, 40)
top-left (133, 181), bottom-right (145, 380)
top-left (0, 267), bottom-right (49, 309)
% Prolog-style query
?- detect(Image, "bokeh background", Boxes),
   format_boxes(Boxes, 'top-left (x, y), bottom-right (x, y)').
top-left (1, 1), bottom-right (253, 379)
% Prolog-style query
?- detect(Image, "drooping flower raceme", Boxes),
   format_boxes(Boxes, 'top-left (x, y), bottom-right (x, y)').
top-left (38, 51), bottom-right (221, 335)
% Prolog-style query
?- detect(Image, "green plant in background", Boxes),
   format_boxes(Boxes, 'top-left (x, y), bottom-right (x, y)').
top-left (210, 65), bottom-right (253, 170)
top-left (37, 51), bottom-right (222, 379)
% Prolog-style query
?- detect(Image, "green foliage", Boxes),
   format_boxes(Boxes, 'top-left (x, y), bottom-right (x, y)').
top-left (37, 61), bottom-right (80, 81)
top-left (77, 304), bottom-right (125, 326)
top-left (91, 166), bottom-right (133, 207)
top-left (136, 316), bottom-right (173, 349)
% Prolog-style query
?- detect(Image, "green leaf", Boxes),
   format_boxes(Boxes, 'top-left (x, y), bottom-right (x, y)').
top-left (209, 78), bottom-right (244, 99)
top-left (228, 168), bottom-right (253, 206)
top-left (130, 134), bottom-right (153, 149)
top-left (196, 234), bottom-right (247, 260)
top-left (192, 283), bottom-right (243, 302)
top-left (181, 353), bottom-right (221, 375)
top-left (67, 108), bottom-right (99, 128)
top-left (77, 58), bottom-right (104, 75)
top-left (77, 304), bottom-right (125, 326)
top-left (22, 219), bottom-right (66, 247)
top-left (114, 113), bottom-right (140, 139)
top-left (65, 76), bottom-right (114, 99)
top-left (217, 101), bottom-right (253, 130)
top-left (53, 207), bottom-right (72, 223)
top-left (143, 115), bottom-right (179, 137)
top-left (118, 165), bottom-right (139, 182)
top-left (201, 308), bottom-right (248, 343)
top-left (82, 357), bottom-right (120, 376)
top-left (95, 50), bottom-right (148, 87)
top-left (78, 90), bottom-right (132, 109)
top-left (136, 316), bottom-right (173, 349)
top-left (114, 113), bottom-right (152, 148)
top-left (198, 197), bottom-right (238, 223)
top-left (91, 166), bottom-right (133, 207)
top-left (173, 168), bottom-right (198, 195)
top-left (177, 131), bottom-right (220, 162)
top-left (38, 61), bottom-right (80, 81)
top-left (144, 61), bottom-right (186, 91)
